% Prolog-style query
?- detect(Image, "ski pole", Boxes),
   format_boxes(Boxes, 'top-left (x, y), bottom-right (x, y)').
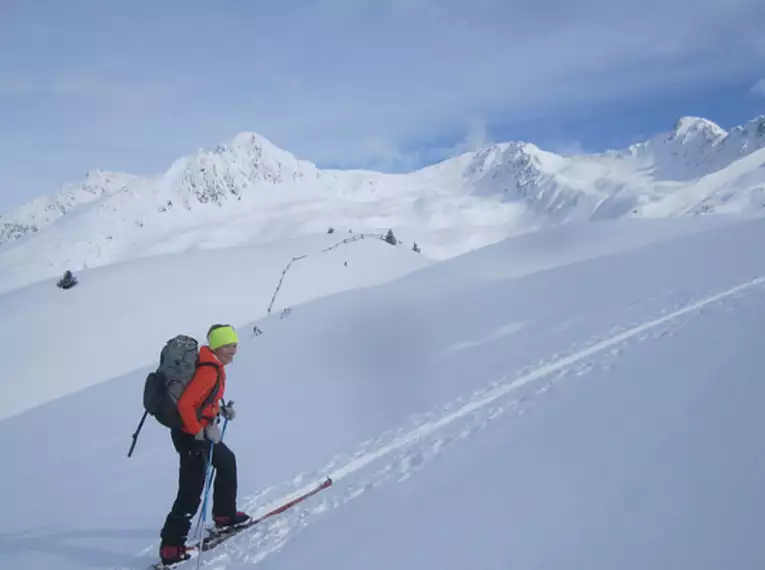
top-left (193, 404), bottom-right (230, 538)
top-left (127, 410), bottom-right (148, 458)
top-left (192, 441), bottom-right (214, 546)
top-left (198, 418), bottom-right (229, 528)
top-left (194, 416), bottom-right (229, 569)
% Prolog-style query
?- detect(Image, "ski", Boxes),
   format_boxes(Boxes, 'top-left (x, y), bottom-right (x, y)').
top-left (150, 476), bottom-right (332, 568)
top-left (194, 476), bottom-right (333, 551)
top-left (150, 549), bottom-right (198, 570)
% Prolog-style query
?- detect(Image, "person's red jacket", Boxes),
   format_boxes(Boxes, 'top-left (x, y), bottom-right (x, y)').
top-left (177, 346), bottom-right (225, 435)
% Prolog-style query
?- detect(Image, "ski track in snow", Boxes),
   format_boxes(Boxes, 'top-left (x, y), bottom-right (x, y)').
top-left (125, 274), bottom-right (765, 569)
top-left (443, 321), bottom-right (526, 354)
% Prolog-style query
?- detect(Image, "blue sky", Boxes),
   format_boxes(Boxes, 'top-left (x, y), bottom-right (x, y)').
top-left (1, 0), bottom-right (764, 212)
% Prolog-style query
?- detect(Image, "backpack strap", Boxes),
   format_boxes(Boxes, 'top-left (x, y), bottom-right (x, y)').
top-left (196, 362), bottom-right (222, 424)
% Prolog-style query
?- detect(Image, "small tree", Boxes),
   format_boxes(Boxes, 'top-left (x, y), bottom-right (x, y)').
top-left (384, 229), bottom-right (397, 246)
top-left (57, 270), bottom-right (78, 290)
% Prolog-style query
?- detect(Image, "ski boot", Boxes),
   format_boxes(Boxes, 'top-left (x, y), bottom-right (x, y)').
top-left (213, 511), bottom-right (251, 531)
top-left (159, 543), bottom-right (191, 565)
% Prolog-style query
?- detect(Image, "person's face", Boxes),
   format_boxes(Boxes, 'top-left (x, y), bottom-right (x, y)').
top-left (214, 343), bottom-right (237, 365)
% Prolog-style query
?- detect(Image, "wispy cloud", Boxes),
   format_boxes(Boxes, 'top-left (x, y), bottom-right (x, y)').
top-left (161, 0), bottom-right (765, 169)
top-left (1, 0), bottom-right (764, 209)
top-left (751, 78), bottom-right (765, 97)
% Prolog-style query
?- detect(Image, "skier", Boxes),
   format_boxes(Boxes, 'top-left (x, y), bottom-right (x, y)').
top-left (158, 324), bottom-right (250, 565)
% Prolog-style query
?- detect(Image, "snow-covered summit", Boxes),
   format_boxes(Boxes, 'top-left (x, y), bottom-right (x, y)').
top-left (0, 169), bottom-right (136, 243)
top-left (158, 131), bottom-right (318, 209)
top-left (618, 115), bottom-right (765, 181)
top-left (1, 113), bottom-right (764, 294)
top-left (669, 116), bottom-right (727, 142)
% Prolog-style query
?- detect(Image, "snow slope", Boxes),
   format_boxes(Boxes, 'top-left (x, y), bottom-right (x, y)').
top-left (635, 146), bottom-right (765, 217)
top-left (1, 114), bottom-right (764, 294)
top-left (1, 214), bottom-right (764, 569)
top-left (0, 215), bottom-right (736, 422)
top-left (0, 232), bottom-right (430, 420)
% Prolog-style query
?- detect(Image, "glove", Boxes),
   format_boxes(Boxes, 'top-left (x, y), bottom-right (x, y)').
top-left (221, 400), bottom-right (236, 421)
top-left (195, 424), bottom-right (222, 444)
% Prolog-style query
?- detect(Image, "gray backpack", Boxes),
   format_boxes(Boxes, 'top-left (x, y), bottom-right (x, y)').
top-left (128, 335), bottom-right (220, 457)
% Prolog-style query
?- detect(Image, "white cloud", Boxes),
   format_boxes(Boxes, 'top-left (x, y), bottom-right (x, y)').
top-left (224, 0), bottom-right (765, 169)
top-left (750, 78), bottom-right (765, 97)
top-left (459, 119), bottom-right (493, 154)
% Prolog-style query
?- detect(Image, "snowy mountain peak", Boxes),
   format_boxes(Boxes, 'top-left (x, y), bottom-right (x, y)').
top-left (57, 168), bottom-right (134, 200)
top-left (668, 116), bottom-right (726, 143)
top-left (0, 168), bottom-right (136, 244)
top-left (2, 113), bottom-right (765, 294)
top-left (615, 114), bottom-right (765, 182)
top-left (162, 131), bottom-right (318, 207)
top-left (463, 141), bottom-right (534, 176)
top-left (731, 115), bottom-right (765, 137)
top-left (227, 131), bottom-right (280, 151)
top-left (215, 130), bottom-right (312, 173)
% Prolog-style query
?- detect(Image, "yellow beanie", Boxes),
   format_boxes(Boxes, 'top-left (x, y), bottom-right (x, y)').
top-left (208, 325), bottom-right (239, 350)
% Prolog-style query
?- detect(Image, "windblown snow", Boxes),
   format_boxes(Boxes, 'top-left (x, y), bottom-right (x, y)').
top-left (1, 114), bottom-right (764, 294)
top-left (1, 213), bottom-right (764, 570)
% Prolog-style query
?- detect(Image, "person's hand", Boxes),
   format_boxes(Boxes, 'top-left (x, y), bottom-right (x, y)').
top-left (195, 424), bottom-right (221, 443)
top-left (205, 424), bottom-right (222, 443)
top-left (221, 400), bottom-right (236, 421)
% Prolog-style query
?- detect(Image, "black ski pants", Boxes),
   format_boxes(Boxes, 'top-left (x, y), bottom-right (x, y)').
top-left (160, 428), bottom-right (238, 546)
